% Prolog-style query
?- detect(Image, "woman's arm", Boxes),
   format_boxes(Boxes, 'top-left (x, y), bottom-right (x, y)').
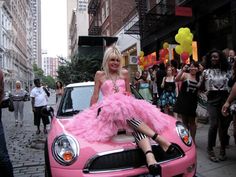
top-left (161, 77), bottom-right (165, 88)
top-left (175, 65), bottom-right (188, 82)
top-left (90, 71), bottom-right (102, 106)
top-left (222, 82), bottom-right (236, 116)
top-left (123, 69), bottom-right (131, 93)
top-left (175, 81), bottom-right (179, 97)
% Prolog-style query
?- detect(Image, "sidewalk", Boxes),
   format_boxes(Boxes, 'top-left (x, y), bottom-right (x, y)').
top-left (2, 94), bottom-right (236, 177)
top-left (196, 123), bottom-right (236, 177)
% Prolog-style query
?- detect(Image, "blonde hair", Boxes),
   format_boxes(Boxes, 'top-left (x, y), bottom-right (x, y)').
top-left (102, 45), bottom-right (122, 77)
top-left (16, 80), bottom-right (21, 87)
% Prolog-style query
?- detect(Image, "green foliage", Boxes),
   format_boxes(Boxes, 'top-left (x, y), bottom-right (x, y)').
top-left (57, 48), bottom-right (103, 85)
top-left (33, 63), bottom-right (44, 80)
top-left (43, 75), bottom-right (56, 89)
top-left (32, 63), bottom-right (55, 88)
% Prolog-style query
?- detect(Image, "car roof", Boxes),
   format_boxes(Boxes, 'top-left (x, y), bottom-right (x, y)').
top-left (66, 81), bottom-right (95, 88)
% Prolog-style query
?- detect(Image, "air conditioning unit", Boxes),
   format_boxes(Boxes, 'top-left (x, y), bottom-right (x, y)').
top-left (129, 55), bottom-right (138, 64)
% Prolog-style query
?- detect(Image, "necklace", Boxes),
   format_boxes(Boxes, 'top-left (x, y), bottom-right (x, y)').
top-left (109, 74), bottom-right (119, 93)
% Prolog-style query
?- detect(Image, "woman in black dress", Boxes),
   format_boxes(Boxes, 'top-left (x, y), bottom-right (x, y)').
top-left (174, 62), bottom-right (200, 143)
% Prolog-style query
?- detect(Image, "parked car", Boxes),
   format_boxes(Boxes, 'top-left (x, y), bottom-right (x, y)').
top-left (44, 82), bottom-right (196, 177)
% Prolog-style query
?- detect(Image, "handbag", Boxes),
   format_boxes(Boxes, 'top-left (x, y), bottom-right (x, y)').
top-left (8, 98), bottom-right (14, 112)
top-left (0, 96), bottom-right (14, 112)
top-left (0, 97), bottom-right (10, 108)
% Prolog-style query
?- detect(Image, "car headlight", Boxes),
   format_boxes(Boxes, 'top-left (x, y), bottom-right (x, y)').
top-left (176, 122), bottom-right (192, 146)
top-left (52, 134), bottom-right (79, 165)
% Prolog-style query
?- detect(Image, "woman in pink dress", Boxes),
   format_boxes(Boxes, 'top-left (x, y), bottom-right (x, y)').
top-left (70, 46), bottom-right (174, 175)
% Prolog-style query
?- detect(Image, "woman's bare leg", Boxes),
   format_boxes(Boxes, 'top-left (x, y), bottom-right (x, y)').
top-left (135, 122), bottom-right (171, 152)
top-left (137, 137), bottom-right (157, 166)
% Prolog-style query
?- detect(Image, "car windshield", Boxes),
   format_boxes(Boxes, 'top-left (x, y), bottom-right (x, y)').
top-left (57, 84), bottom-right (143, 117)
top-left (57, 85), bottom-right (96, 117)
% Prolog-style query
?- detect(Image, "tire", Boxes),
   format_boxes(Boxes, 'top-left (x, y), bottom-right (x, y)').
top-left (44, 140), bottom-right (52, 177)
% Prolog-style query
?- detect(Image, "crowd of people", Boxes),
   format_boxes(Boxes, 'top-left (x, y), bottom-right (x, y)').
top-left (133, 48), bottom-right (236, 163)
top-left (1, 46), bottom-right (236, 176)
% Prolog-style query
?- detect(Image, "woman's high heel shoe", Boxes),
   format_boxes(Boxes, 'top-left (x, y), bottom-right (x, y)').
top-left (145, 150), bottom-right (161, 175)
top-left (152, 133), bottom-right (175, 154)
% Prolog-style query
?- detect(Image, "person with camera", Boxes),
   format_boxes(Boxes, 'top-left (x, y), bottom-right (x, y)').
top-left (30, 78), bottom-right (50, 134)
top-left (0, 69), bottom-right (14, 177)
top-left (174, 62), bottom-right (200, 143)
top-left (199, 49), bottom-right (231, 162)
top-left (228, 49), bottom-right (236, 69)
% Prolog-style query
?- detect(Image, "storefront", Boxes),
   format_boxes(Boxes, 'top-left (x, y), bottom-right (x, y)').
top-left (134, 0), bottom-right (235, 62)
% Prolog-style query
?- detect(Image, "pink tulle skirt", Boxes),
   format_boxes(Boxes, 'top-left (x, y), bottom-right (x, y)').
top-left (66, 93), bottom-right (170, 142)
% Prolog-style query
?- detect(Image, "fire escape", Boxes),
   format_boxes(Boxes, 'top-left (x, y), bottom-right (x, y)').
top-left (88, 0), bottom-right (101, 35)
top-left (125, 0), bottom-right (191, 50)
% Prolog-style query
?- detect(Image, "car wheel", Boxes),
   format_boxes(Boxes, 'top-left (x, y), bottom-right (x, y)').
top-left (44, 140), bottom-right (52, 177)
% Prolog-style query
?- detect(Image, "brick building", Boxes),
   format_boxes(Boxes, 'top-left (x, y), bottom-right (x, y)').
top-left (88, 0), bottom-right (136, 36)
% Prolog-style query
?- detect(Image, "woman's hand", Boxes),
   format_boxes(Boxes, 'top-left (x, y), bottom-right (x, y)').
top-left (182, 65), bottom-right (189, 72)
top-left (221, 102), bottom-right (230, 116)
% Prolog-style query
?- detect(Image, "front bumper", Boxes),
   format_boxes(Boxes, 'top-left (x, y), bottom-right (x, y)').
top-left (50, 146), bottom-right (196, 177)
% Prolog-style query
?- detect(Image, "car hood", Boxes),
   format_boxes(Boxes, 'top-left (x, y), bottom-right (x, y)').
top-left (48, 115), bottom-right (194, 169)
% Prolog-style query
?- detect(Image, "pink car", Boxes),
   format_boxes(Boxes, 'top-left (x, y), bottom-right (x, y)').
top-left (44, 82), bottom-right (196, 177)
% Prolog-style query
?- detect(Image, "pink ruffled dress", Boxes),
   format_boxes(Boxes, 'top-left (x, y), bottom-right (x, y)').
top-left (67, 79), bottom-right (170, 142)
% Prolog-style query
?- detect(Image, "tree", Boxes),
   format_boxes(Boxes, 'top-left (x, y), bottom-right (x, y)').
top-left (33, 63), bottom-right (44, 80)
top-left (32, 63), bottom-right (55, 88)
top-left (57, 49), bottom-right (103, 84)
top-left (43, 75), bottom-right (55, 89)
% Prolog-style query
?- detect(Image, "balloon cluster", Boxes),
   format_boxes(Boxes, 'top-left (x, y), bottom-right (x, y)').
top-left (138, 51), bottom-right (157, 70)
top-left (159, 42), bottom-right (169, 64)
top-left (175, 27), bottom-right (193, 63)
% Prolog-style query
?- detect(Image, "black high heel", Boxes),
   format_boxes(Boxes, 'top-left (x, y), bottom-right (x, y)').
top-left (165, 144), bottom-right (175, 154)
top-left (152, 133), bottom-right (175, 155)
top-left (145, 150), bottom-right (161, 175)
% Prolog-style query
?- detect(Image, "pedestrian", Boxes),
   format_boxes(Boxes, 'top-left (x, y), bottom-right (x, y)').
top-left (55, 81), bottom-right (64, 103)
top-left (174, 62), bottom-right (200, 143)
top-left (222, 82), bottom-right (236, 145)
top-left (133, 71), bottom-right (141, 90)
top-left (199, 49), bottom-right (231, 162)
top-left (67, 45), bottom-right (175, 176)
top-left (151, 65), bottom-right (158, 105)
top-left (137, 70), bottom-right (153, 102)
top-left (0, 69), bottom-right (14, 177)
top-left (156, 62), bottom-right (166, 102)
top-left (159, 65), bottom-right (178, 115)
top-left (11, 81), bottom-right (28, 127)
top-left (227, 49), bottom-right (236, 69)
top-left (30, 78), bottom-right (50, 134)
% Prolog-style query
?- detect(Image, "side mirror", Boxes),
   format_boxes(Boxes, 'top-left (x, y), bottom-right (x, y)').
top-left (41, 106), bottom-right (54, 118)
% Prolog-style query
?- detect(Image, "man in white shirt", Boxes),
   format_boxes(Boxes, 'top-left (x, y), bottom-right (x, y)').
top-left (30, 78), bottom-right (50, 134)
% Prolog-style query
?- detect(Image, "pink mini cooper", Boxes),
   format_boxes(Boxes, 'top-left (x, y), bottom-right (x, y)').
top-left (44, 82), bottom-right (196, 177)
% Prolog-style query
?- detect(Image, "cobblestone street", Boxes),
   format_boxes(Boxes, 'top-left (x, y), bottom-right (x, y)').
top-left (1, 92), bottom-right (236, 177)
top-left (2, 94), bottom-right (56, 177)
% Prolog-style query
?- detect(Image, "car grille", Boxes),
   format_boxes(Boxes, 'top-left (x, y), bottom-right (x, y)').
top-left (83, 144), bottom-right (184, 173)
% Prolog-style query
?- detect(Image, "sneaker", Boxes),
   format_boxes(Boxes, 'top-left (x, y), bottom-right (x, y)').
top-left (15, 121), bottom-right (18, 127)
top-left (36, 129), bottom-right (41, 135)
top-left (208, 150), bottom-right (219, 162)
top-left (219, 149), bottom-right (227, 161)
top-left (43, 128), bottom-right (48, 134)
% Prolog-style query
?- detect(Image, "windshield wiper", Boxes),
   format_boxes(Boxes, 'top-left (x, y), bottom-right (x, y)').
top-left (59, 110), bottom-right (81, 116)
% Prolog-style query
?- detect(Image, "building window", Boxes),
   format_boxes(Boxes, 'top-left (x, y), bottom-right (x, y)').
top-left (105, 0), bottom-right (109, 17)
top-left (101, 0), bottom-right (109, 23)
top-left (101, 5), bottom-right (105, 23)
